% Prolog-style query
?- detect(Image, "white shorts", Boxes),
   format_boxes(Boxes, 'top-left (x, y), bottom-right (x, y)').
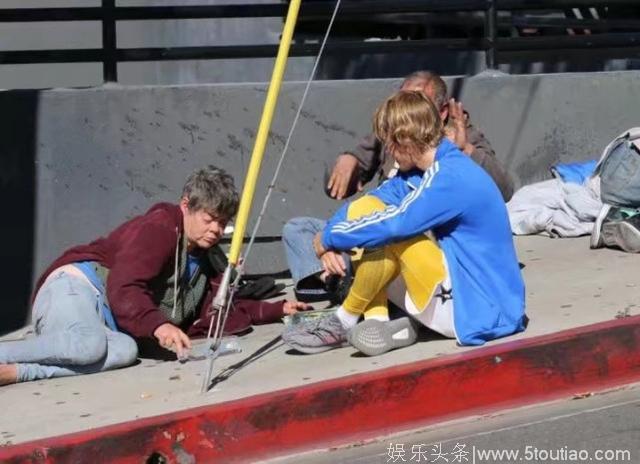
top-left (387, 256), bottom-right (456, 339)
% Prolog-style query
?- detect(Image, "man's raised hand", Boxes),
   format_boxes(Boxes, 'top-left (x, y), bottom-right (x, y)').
top-left (327, 154), bottom-right (362, 200)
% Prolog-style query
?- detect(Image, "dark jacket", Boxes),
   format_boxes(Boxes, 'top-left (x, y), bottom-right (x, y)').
top-left (35, 203), bottom-right (284, 339)
top-left (349, 118), bottom-right (515, 202)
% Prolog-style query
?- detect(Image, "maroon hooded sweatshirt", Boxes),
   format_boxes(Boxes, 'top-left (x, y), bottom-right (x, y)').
top-left (34, 203), bottom-right (285, 339)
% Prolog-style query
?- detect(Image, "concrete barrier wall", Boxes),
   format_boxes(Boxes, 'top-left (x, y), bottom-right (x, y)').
top-left (1, 70), bottom-right (639, 332)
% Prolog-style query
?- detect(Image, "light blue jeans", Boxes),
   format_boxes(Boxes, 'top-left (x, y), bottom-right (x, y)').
top-left (600, 140), bottom-right (640, 208)
top-left (282, 217), bottom-right (326, 288)
top-left (0, 272), bottom-right (138, 382)
top-left (283, 217), bottom-right (353, 301)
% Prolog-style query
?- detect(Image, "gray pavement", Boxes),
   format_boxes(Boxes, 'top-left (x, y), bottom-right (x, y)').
top-left (0, 236), bottom-right (639, 446)
top-left (269, 383), bottom-right (640, 464)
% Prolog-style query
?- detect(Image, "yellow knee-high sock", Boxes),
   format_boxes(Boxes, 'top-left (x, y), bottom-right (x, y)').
top-left (389, 236), bottom-right (445, 311)
top-left (342, 247), bottom-right (400, 316)
top-left (340, 197), bottom-right (445, 318)
top-left (345, 196), bottom-right (392, 320)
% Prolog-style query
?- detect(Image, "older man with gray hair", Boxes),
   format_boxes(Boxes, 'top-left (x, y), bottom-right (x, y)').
top-left (0, 165), bottom-right (308, 386)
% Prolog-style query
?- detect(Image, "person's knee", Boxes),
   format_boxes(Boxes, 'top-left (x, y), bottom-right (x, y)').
top-left (110, 334), bottom-right (138, 368)
top-left (347, 196), bottom-right (386, 220)
top-left (75, 329), bottom-right (108, 365)
top-left (282, 217), bottom-right (303, 241)
top-left (283, 217), bottom-right (324, 244)
top-left (283, 216), bottom-right (316, 234)
top-left (392, 234), bottom-right (443, 263)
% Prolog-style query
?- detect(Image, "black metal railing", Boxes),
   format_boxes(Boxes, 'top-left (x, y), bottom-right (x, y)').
top-left (1, 0), bottom-right (639, 84)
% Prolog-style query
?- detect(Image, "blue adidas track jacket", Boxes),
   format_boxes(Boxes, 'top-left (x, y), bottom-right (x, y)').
top-left (322, 139), bottom-right (526, 345)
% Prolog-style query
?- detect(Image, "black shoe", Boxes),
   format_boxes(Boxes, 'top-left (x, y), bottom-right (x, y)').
top-left (236, 277), bottom-right (285, 300)
top-left (293, 274), bottom-right (334, 303)
top-left (326, 273), bottom-right (353, 306)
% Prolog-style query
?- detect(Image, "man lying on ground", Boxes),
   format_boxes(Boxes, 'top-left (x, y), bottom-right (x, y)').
top-left (283, 70), bottom-right (514, 309)
top-left (0, 165), bottom-right (309, 386)
top-left (282, 91), bottom-right (526, 356)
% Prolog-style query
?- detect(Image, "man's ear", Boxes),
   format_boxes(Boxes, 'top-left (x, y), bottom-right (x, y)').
top-left (440, 105), bottom-right (449, 122)
top-left (179, 197), bottom-right (190, 214)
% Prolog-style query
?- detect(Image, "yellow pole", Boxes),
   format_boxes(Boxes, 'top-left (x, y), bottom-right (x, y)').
top-left (227, 0), bottom-right (302, 265)
top-left (202, 0), bottom-right (304, 393)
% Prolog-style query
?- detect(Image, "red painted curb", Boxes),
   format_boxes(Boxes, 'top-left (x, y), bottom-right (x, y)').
top-left (2, 315), bottom-right (640, 464)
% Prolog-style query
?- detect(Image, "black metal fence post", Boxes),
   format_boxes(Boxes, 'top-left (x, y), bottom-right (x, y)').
top-left (102, 0), bottom-right (117, 82)
top-left (485, 0), bottom-right (497, 69)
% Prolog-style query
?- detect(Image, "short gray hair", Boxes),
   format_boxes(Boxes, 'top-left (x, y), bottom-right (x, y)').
top-left (181, 165), bottom-right (239, 220)
top-left (402, 70), bottom-right (448, 108)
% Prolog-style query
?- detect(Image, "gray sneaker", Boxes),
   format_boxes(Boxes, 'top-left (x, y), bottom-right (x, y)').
top-left (282, 313), bottom-right (348, 354)
top-left (601, 210), bottom-right (640, 253)
top-left (348, 317), bottom-right (419, 357)
top-left (284, 308), bottom-right (339, 331)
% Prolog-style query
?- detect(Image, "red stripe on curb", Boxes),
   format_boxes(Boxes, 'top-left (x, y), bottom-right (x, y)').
top-left (2, 315), bottom-right (640, 463)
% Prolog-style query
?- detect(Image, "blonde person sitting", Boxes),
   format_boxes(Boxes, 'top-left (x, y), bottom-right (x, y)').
top-left (283, 91), bottom-right (526, 356)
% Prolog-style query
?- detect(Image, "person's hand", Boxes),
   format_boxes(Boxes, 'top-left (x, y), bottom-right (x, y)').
top-left (313, 232), bottom-right (348, 276)
top-left (320, 250), bottom-right (347, 277)
top-left (328, 154), bottom-right (363, 200)
top-left (153, 323), bottom-right (192, 359)
top-left (445, 99), bottom-right (473, 154)
top-left (283, 300), bottom-right (313, 315)
top-left (313, 232), bottom-right (328, 258)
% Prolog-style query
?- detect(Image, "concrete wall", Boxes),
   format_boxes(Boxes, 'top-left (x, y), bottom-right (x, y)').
top-left (1, 70), bottom-right (639, 333)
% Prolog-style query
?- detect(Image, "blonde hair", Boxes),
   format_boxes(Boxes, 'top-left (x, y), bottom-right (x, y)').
top-left (373, 91), bottom-right (443, 157)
